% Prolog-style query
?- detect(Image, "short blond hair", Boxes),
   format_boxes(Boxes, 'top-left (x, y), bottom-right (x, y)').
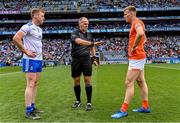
top-left (30, 8), bottom-right (45, 18)
top-left (124, 6), bottom-right (136, 12)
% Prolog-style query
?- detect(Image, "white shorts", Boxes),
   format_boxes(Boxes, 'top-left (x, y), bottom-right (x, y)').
top-left (128, 59), bottom-right (146, 71)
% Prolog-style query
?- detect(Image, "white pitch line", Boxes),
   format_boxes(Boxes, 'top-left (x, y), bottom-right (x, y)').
top-left (0, 71), bottom-right (22, 77)
top-left (146, 65), bottom-right (180, 70)
top-left (0, 66), bottom-right (57, 77)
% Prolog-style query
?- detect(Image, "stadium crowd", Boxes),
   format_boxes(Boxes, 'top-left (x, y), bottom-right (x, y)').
top-left (145, 36), bottom-right (180, 59)
top-left (43, 38), bottom-right (71, 61)
top-left (0, 0), bottom-right (179, 12)
top-left (1, 22), bottom-right (179, 32)
top-left (0, 40), bottom-right (22, 66)
top-left (0, 38), bottom-right (71, 65)
top-left (0, 36), bottom-right (179, 65)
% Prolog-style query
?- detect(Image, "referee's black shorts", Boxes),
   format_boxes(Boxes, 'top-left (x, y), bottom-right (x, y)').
top-left (71, 56), bottom-right (92, 77)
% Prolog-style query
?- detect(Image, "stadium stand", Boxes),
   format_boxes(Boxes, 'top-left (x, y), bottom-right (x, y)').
top-left (0, 0), bottom-right (179, 12)
top-left (0, 36), bottom-right (179, 66)
top-left (0, 22), bottom-right (180, 32)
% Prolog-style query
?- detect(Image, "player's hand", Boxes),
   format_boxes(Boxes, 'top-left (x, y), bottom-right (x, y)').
top-left (129, 47), bottom-right (137, 57)
top-left (131, 48), bottom-right (135, 53)
top-left (25, 50), bottom-right (36, 58)
top-left (145, 39), bottom-right (148, 43)
top-left (94, 41), bottom-right (105, 46)
top-left (144, 35), bottom-right (148, 43)
top-left (131, 46), bottom-right (137, 53)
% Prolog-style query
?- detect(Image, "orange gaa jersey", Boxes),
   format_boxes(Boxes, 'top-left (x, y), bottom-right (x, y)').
top-left (128, 18), bottom-right (146, 60)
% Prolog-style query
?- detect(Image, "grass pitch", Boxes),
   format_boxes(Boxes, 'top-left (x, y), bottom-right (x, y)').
top-left (0, 64), bottom-right (180, 122)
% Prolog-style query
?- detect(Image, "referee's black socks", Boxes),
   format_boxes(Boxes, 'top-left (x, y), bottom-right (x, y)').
top-left (85, 84), bottom-right (92, 103)
top-left (74, 85), bottom-right (81, 102)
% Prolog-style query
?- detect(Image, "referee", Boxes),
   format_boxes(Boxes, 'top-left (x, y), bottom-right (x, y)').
top-left (71, 17), bottom-right (103, 111)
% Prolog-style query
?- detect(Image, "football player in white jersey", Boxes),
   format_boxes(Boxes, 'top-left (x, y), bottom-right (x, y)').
top-left (13, 8), bottom-right (45, 120)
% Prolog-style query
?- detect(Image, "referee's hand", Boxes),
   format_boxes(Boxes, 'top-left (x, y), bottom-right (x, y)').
top-left (93, 60), bottom-right (98, 66)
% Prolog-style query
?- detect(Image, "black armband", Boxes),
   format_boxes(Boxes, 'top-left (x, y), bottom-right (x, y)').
top-left (90, 42), bottom-right (94, 47)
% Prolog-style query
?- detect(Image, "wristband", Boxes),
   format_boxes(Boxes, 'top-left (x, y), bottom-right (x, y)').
top-left (90, 42), bottom-right (94, 47)
top-left (92, 56), bottom-right (96, 62)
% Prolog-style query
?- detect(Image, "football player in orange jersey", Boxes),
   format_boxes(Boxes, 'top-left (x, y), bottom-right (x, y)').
top-left (111, 6), bottom-right (150, 119)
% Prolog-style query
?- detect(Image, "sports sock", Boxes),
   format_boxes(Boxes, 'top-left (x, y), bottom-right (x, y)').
top-left (74, 85), bottom-right (81, 102)
top-left (121, 102), bottom-right (128, 112)
top-left (142, 100), bottom-right (149, 109)
top-left (85, 84), bottom-right (92, 103)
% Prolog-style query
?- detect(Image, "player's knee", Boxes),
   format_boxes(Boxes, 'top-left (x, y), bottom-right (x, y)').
top-left (34, 81), bottom-right (38, 87)
top-left (84, 76), bottom-right (91, 84)
top-left (74, 78), bottom-right (80, 85)
top-left (74, 81), bottom-right (80, 85)
top-left (74, 82), bottom-right (80, 86)
top-left (125, 79), bottom-right (133, 87)
top-left (84, 79), bottom-right (91, 85)
top-left (74, 77), bottom-right (80, 81)
top-left (28, 80), bottom-right (37, 88)
top-left (28, 84), bottom-right (34, 88)
top-left (85, 83), bottom-right (91, 87)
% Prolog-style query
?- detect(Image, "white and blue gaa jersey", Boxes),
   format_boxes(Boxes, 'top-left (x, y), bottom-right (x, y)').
top-left (20, 22), bottom-right (43, 60)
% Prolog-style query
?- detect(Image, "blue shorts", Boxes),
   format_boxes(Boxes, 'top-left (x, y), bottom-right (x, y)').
top-left (22, 59), bottom-right (42, 72)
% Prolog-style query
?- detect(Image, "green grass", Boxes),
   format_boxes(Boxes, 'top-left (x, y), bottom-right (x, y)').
top-left (0, 64), bottom-right (180, 122)
top-left (0, 66), bottom-right (21, 74)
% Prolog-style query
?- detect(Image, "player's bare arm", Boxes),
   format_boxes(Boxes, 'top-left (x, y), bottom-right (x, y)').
top-left (13, 31), bottom-right (36, 58)
top-left (131, 23), bottom-right (144, 52)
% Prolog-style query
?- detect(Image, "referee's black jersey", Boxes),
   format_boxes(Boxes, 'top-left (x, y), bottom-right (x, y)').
top-left (71, 29), bottom-right (93, 58)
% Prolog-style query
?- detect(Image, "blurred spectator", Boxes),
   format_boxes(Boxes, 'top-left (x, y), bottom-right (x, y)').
top-left (1, 21), bottom-right (179, 32)
top-left (0, 0), bottom-right (179, 12)
top-left (0, 36), bottom-right (179, 65)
